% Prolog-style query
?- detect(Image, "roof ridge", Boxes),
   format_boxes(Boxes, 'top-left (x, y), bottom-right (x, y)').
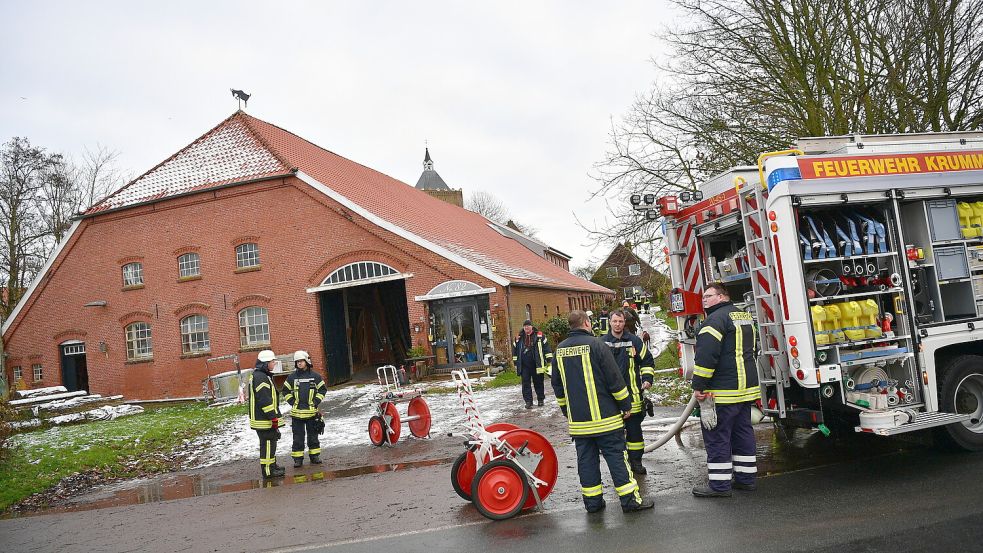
top-left (89, 111), bottom-right (286, 212)
top-left (237, 112), bottom-right (294, 170)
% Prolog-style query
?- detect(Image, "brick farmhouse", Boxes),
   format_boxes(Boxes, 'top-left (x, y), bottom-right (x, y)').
top-left (1, 112), bottom-right (611, 399)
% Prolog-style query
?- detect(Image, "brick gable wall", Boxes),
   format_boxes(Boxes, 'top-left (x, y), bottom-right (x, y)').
top-left (2, 176), bottom-right (506, 399)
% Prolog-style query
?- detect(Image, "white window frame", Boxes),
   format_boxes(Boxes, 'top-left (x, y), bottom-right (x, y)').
top-left (238, 306), bottom-right (270, 348)
top-left (122, 262), bottom-right (144, 287)
top-left (180, 314), bottom-right (211, 354)
top-left (628, 264), bottom-right (641, 276)
top-left (32, 363), bottom-right (42, 382)
top-left (12, 365), bottom-right (22, 380)
top-left (178, 252), bottom-right (201, 278)
top-left (125, 322), bottom-right (154, 360)
top-left (606, 266), bottom-right (619, 277)
top-left (235, 243), bottom-right (260, 269)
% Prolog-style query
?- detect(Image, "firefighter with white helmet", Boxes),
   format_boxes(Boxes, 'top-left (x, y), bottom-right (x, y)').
top-left (282, 350), bottom-right (326, 466)
top-left (249, 349), bottom-right (284, 478)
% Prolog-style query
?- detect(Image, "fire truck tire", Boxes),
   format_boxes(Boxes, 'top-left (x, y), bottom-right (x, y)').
top-left (451, 451), bottom-right (477, 501)
top-left (934, 355), bottom-right (983, 451)
top-left (368, 416), bottom-right (386, 446)
top-left (471, 460), bottom-right (529, 520)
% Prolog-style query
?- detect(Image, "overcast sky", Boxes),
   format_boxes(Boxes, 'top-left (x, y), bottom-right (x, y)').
top-left (1, 1), bottom-right (675, 269)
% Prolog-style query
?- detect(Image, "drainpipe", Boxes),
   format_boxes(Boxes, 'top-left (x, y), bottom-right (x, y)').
top-left (504, 285), bottom-right (513, 364)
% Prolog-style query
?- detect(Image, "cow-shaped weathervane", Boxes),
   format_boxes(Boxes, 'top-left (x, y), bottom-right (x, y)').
top-left (231, 89), bottom-right (251, 109)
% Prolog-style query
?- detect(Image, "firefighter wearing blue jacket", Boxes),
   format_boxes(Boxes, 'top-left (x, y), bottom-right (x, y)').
top-left (282, 350), bottom-right (326, 467)
top-left (691, 283), bottom-right (759, 497)
top-left (551, 310), bottom-right (654, 513)
top-left (512, 320), bottom-right (553, 408)
top-left (248, 349), bottom-right (285, 479)
top-left (603, 309), bottom-right (655, 475)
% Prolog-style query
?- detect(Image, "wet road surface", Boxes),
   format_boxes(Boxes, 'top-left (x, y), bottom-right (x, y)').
top-left (2, 397), bottom-right (965, 553)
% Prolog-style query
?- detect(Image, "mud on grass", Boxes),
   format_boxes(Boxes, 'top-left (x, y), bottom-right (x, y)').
top-left (0, 403), bottom-right (242, 513)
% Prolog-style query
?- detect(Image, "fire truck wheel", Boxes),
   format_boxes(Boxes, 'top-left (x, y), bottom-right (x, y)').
top-left (451, 450), bottom-right (477, 501)
top-left (471, 460), bottom-right (529, 520)
top-left (368, 416), bottom-right (386, 446)
top-left (935, 355), bottom-right (983, 451)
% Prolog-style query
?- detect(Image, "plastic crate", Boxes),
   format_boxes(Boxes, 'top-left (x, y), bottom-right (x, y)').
top-left (927, 199), bottom-right (962, 242)
top-left (935, 245), bottom-right (970, 281)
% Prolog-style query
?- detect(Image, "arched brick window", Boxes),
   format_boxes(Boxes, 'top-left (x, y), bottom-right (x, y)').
top-left (125, 322), bottom-right (153, 360)
top-left (180, 315), bottom-right (210, 354)
top-left (238, 306), bottom-right (270, 347)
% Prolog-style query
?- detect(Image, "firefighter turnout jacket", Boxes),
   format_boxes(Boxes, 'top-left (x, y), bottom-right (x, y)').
top-left (249, 366), bottom-right (282, 430)
top-left (602, 331), bottom-right (655, 414)
top-left (692, 301), bottom-right (759, 404)
top-left (551, 329), bottom-right (632, 436)
top-left (513, 329), bottom-right (554, 375)
top-left (282, 369), bottom-right (326, 419)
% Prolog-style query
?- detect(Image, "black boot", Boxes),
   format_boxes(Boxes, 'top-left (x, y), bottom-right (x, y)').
top-left (293, 456), bottom-right (303, 468)
top-left (631, 461), bottom-right (647, 475)
top-left (692, 485), bottom-right (731, 498)
top-left (622, 497), bottom-right (655, 513)
top-left (310, 454), bottom-right (322, 465)
top-left (537, 399), bottom-right (544, 407)
top-left (525, 402), bottom-right (533, 409)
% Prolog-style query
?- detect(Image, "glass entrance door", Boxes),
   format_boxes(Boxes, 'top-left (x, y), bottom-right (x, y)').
top-left (448, 304), bottom-right (479, 364)
top-left (431, 297), bottom-right (484, 368)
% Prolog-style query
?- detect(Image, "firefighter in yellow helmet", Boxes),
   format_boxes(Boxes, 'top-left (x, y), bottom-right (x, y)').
top-left (282, 350), bottom-right (326, 467)
top-left (248, 349), bottom-right (284, 479)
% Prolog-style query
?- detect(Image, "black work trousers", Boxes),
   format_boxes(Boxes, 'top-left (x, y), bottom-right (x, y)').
top-left (291, 416), bottom-right (321, 458)
top-left (520, 367), bottom-right (545, 405)
top-left (625, 412), bottom-right (645, 463)
top-left (256, 428), bottom-right (278, 476)
top-left (574, 430), bottom-right (642, 511)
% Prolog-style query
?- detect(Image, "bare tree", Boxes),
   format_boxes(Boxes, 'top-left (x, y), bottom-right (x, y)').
top-left (0, 138), bottom-right (61, 320)
top-left (573, 263), bottom-right (598, 281)
top-left (466, 190), bottom-right (511, 223)
top-left (588, 0), bottom-right (983, 249)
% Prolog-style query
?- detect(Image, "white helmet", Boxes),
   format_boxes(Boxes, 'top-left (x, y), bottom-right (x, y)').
top-left (293, 350), bottom-right (311, 363)
top-left (257, 350), bottom-right (276, 362)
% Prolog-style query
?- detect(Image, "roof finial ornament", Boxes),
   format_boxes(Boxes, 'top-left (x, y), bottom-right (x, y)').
top-left (231, 89), bottom-right (251, 110)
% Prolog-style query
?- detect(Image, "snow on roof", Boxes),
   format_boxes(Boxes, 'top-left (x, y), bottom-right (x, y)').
top-left (87, 113), bottom-right (291, 214)
top-left (85, 112), bottom-right (611, 294)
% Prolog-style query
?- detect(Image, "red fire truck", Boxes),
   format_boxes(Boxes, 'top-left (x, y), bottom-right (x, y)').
top-left (653, 132), bottom-right (983, 450)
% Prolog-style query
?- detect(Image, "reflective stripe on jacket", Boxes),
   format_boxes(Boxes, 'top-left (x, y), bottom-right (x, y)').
top-left (282, 369), bottom-right (326, 419)
top-left (512, 329), bottom-right (554, 375)
top-left (551, 329), bottom-right (631, 437)
top-left (249, 368), bottom-right (281, 429)
top-left (602, 331), bottom-right (655, 414)
top-left (692, 302), bottom-right (759, 404)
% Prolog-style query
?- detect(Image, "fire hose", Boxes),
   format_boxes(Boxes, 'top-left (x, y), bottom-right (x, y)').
top-left (643, 394), bottom-right (698, 452)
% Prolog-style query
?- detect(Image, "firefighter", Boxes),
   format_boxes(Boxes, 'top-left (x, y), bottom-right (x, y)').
top-left (691, 282), bottom-right (759, 497)
top-left (621, 300), bottom-right (640, 334)
top-left (551, 310), bottom-right (654, 513)
top-left (282, 350), bottom-right (326, 467)
top-left (512, 320), bottom-right (553, 408)
top-left (249, 349), bottom-right (285, 479)
top-left (642, 296), bottom-right (651, 315)
top-left (594, 307), bottom-right (610, 336)
top-left (602, 309), bottom-right (655, 474)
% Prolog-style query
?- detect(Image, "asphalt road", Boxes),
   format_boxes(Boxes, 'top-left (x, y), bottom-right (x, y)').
top-left (266, 446), bottom-right (983, 553)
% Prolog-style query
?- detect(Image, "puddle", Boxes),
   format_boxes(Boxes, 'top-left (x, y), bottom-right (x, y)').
top-left (3, 457), bottom-right (456, 519)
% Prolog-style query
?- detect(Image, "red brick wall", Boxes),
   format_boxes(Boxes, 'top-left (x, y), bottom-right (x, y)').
top-left (2, 176), bottom-right (505, 399)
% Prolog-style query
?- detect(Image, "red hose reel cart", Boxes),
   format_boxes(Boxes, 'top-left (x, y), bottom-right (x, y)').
top-left (368, 365), bottom-right (432, 446)
top-left (449, 369), bottom-right (559, 520)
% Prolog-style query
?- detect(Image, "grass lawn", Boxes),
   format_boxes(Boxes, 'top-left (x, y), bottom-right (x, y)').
top-left (0, 403), bottom-right (241, 512)
top-left (425, 369), bottom-right (521, 394)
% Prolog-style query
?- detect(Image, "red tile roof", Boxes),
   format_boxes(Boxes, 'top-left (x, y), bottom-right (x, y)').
top-left (88, 112), bottom-right (611, 294)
